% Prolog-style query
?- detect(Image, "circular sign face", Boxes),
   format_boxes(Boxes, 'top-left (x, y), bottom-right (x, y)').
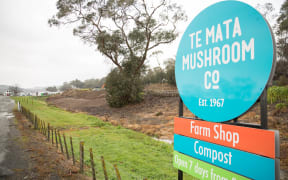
top-left (175, 1), bottom-right (275, 122)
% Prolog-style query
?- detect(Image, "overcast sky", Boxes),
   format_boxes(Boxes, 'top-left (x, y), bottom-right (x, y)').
top-left (0, 0), bottom-right (285, 88)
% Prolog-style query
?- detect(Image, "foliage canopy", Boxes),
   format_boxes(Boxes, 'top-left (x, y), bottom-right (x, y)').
top-left (49, 0), bottom-right (186, 75)
top-left (275, 0), bottom-right (288, 85)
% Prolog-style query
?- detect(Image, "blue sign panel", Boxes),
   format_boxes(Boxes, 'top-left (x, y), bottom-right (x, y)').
top-left (174, 134), bottom-right (275, 180)
top-left (175, 1), bottom-right (275, 122)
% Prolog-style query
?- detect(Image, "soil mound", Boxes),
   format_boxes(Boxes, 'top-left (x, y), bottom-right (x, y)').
top-left (50, 89), bottom-right (106, 100)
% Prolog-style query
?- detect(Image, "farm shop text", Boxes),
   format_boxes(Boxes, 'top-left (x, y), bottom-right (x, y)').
top-left (182, 17), bottom-right (254, 90)
top-left (191, 121), bottom-right (240, 147)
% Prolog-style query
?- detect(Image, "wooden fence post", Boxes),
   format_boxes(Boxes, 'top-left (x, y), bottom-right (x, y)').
top-left (101, 156), bottom-right (108, 180)
top-left (45, 122), bottom-right (47, 135)
top-left (80, 141), bottom-right (84, 174)
top-left (39, 119), bottom-right (41, 133)
top-left (55, 129), bottom-right (58, 148)
top-left (89, 148), bottom-right (96, 180)
top-left (114, 164), bottom-right (121, 180)
top-left (34, 115), bottom-right (37, 129)
top-left (51, 128), bottom-right (54, 144)
top-left (58, 130), bottom-right (64, 153)
top-left (47, 123), bottom-right (50, 141)
top-left (63, 134), bottom-right (69, 159)
top-left (70, 137), bottom-right (75, 165)
top-left (36, 117), bottom-right (39, 130)
top-left (43, 122), bottom-right (46, 135)
top-left (37, 118), bottom-right (40, 130)
top-left (41, 120), bottom-right (44, 134)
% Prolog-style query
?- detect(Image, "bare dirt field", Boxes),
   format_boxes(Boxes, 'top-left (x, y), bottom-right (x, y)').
top-left (47, 84), bottom-right (186, 140)
top-left (46, 84), bottom-right (288, 173)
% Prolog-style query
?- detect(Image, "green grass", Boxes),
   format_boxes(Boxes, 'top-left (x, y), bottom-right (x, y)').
top-left (65, 127), bottom-right (175, 179)
top-left (12, 96), bottom-right (188, 179)
top-left (13, 96), bottom-right (106, 129)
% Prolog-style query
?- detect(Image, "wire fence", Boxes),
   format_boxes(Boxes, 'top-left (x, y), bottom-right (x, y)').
top-left (17, 100), bottom-right (124, 180)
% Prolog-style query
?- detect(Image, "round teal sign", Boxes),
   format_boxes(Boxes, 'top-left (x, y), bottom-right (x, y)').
top-left (175, 1), bottom-right (275, 122)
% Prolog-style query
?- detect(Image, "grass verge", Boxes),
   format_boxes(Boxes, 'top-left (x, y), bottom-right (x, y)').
top-left (12, 96), bottom-right (187, 179)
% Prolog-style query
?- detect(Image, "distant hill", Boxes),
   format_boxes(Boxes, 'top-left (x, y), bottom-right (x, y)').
top-left (0, 84), bottom-right (48, 95)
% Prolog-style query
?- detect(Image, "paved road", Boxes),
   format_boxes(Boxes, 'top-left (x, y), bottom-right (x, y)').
top-left (0, 96), bottom-right (29, 179)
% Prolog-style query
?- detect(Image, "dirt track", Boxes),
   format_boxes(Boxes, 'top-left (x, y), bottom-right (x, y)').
top-left (46, 87), bottom-right (288, 174)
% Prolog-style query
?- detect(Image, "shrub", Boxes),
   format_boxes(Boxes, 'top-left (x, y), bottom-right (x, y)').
top-left (105, 68), bottom-right (144, 107)
top-left (275, 103), bottom-right (287, 110)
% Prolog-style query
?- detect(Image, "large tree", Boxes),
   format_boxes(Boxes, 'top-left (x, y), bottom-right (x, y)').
top-left (9, 85), bottom-right (21, 96)
top-left (275, 0), bottom-right (288, 85)
top-left (49, 0), bottom-right (185, 73)
top-left (70, 79), bottom-right (84, 88)
top-left (277, 0), bottom-right (288, 60)
top-left (49, 0), bottom-right (186, 106)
